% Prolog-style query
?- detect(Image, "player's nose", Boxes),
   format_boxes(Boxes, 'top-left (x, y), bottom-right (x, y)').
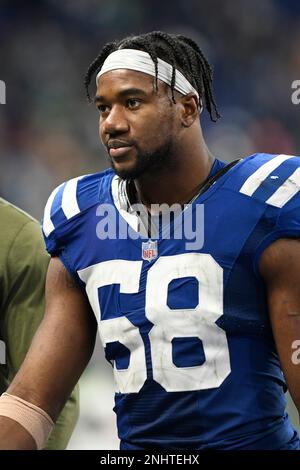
top-left (102, 104), bottom-right (129, 136)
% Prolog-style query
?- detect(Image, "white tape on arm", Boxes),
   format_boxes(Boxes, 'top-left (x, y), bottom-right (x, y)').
top-left (0, 393), bottom-right (54, 450)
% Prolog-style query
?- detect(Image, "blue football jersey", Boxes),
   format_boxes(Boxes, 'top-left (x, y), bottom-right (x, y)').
top-left (42, 153), bottom-right (300, 450)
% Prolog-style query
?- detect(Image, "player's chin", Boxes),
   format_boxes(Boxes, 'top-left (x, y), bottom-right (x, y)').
top-left (111, 156), bottom-right (140, 180)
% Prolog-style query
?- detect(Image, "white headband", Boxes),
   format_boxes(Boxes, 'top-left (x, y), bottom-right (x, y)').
top-left (96, 48), bottom-right (200, 102)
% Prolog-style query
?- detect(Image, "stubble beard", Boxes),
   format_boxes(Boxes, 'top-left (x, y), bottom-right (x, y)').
top-left (110, 136), bottom-right (176, 181)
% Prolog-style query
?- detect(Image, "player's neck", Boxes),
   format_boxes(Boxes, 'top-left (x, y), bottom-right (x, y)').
top-left (133, 136), bottom-right (214, 209)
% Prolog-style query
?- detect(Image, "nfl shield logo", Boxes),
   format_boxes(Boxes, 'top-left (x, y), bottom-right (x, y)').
top-left (142, 240), bottom-right (158, 262)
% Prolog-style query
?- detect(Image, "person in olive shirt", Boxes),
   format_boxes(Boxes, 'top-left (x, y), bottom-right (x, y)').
top-left (0, 198), bottom-right (79, 450)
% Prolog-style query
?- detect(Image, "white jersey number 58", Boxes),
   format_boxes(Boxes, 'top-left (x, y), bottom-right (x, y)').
top-left (78, 253), bottom-right (231, 393)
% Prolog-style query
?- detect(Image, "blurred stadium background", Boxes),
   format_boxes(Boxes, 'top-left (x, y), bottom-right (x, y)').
top-left (1, 0), bottom-right (299, 449)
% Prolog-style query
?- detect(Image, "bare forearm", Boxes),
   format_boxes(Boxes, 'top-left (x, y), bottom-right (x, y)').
top-left (0, 416), bottom-right (36, 450)
top-left (271, 315), bottom-right (300, 418)
top-left (287, 386), bottom-right (300, 418)
top-left (0, 258), bottom-right (96, 450)
top-left (260, 240), bottom-right (300, 421)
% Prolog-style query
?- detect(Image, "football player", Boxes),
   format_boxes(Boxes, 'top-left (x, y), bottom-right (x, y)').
top-left (0, 31), bottom-right (299, 450)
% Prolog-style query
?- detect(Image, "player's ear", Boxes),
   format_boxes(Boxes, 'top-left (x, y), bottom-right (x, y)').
top-left (179, 93), bottom-right (199, 128)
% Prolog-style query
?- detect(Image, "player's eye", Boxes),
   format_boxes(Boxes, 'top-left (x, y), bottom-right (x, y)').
top-left (127, 99), bottom-right (141, 110)
top-left (97, 104), bottom-right (110, 114)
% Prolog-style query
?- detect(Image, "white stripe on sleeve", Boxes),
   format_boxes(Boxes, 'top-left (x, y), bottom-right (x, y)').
top-left (239, 154), bottom-right (293, 197)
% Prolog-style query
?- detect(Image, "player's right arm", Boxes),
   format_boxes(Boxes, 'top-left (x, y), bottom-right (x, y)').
top-left (0, 257), bottom-right (97, 449)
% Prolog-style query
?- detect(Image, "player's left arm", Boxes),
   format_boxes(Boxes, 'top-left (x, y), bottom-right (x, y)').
top-left (260, 237), bottom-right (300, 416)
top-left (1, 221), bottom-right (79, 449)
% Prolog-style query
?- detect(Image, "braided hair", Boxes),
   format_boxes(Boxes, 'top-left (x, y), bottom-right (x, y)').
top-left (84, 31), bottom-right (220, 122)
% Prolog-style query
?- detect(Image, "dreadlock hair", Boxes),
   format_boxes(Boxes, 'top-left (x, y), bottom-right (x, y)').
top-left (84, 31), bottom-right (221, 122)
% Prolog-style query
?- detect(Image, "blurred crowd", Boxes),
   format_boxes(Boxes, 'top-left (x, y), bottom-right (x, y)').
top-left (0, 0), bottom-right (300, 218)
top-left (1, 0), bottom-right (300, 449)
top-left (1, 0), bottom-right (300, 218)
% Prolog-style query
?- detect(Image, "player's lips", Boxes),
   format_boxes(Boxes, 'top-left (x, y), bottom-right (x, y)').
top-left (109, 146), bottom-right (133, 158)
top-left (107, 140), bottom-right (134, 158)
